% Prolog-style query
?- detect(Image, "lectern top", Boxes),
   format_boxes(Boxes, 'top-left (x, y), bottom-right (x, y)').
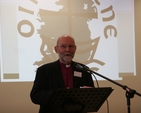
top-left (45, 87), bottom-right (113, 113)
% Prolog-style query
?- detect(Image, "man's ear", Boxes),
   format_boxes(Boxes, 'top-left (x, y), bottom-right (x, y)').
top-left (73, 45), bottom-right (77, 52)
top-left (54, 46), bottom-right (58, 53)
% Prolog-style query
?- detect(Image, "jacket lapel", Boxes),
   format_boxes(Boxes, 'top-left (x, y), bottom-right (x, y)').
top-left (72, 61), bottom-right (82, 88)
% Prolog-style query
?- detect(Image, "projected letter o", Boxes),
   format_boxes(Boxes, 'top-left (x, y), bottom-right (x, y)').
top-left (17, 20), bottom-right (34, 37)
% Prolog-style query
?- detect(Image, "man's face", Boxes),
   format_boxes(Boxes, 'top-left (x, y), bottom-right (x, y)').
top-left (55, 36), bottom-right (76, 64)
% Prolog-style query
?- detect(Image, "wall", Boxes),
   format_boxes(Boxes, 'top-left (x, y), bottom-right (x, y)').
top-left (0, 1), bottom-right (141, 113)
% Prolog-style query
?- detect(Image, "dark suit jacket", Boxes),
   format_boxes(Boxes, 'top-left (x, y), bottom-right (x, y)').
top-left (30, 60), bottom-right (94, 113)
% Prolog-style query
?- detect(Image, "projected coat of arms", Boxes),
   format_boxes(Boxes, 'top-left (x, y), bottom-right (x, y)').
top-left (33, 0), bottom-right (106, 71)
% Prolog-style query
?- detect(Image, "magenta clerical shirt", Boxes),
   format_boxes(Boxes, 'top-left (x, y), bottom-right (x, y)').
top-left (60, 62), bottom-right (73, 88)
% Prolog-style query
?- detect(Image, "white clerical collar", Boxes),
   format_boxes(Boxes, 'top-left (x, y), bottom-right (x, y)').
top-left (66, 64), bottom-right (70, 68)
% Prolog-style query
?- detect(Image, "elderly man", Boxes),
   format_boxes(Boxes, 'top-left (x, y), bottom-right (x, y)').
top-left (30, 34), bottom-right (94, 113)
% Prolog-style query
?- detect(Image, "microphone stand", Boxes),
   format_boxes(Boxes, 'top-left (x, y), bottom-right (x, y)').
top-left (87, 68), bottom-right (141, 113)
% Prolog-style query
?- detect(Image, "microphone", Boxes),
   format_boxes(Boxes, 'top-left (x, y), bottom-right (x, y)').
top-left (74, 63), bottom-right (91, 73)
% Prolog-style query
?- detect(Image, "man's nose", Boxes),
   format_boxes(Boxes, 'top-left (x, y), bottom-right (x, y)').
top-left (65, 46), bottom-right (71, 51)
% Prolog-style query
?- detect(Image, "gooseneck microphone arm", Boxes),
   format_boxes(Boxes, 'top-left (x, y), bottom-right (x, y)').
top-left (75, 63), bottom-right (141, 113)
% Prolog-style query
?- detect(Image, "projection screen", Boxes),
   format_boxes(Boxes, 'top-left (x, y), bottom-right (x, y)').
top-left (0, 0), bottom-right (135, 82)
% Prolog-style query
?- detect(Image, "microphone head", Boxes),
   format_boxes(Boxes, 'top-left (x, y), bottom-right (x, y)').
top-left (75, 63), bottom-right (84, 69)
top-left (73, 62), bottom-right (91, 74)
top-left (73, 62), bottom-right (89, 71)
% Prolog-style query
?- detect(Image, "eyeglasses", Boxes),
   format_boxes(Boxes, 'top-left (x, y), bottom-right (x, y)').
top-left (58, 45), bottom-right (76, 49)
